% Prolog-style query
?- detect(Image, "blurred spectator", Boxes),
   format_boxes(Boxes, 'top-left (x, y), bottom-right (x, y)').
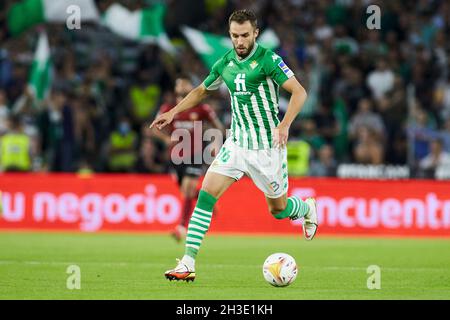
top-left (326, 2), bottom-right (348, 27)
top-left (314, 16), bottom-right (333, 41)
top-left (440, 118), bottom-right (450, 152)
top-left (349, 98), bottom-right (386, 143)
top-left (136, 126), bottom-right (167, 174)
top-left (54, 50), bottom-right (82, 91)
top-left (331, 97), bottom-right (350, 162)
top-left (376, 85), bottom-right (408, 164)
top-left (37, 88), bottom-right (75, 172)
top-left (418, 138), bottom-right (450, 178)
top-left (361, 31), bottom-right (388, 61)
top-left (299, 119), bottom-right (325, 153)
top-left (128, 69), bottom-right (161, 129)
top-left (0, 114), bottom-right (32, 172)
top-left (0, 89), bottom-right (9, 135)
top-left (0, 49), bottom-right (12, 88)
top-left (434, 72), bottom-right (450, 120)
top-left (366, 59), bottom-right (395, 100)
top-left (106, 116), bottom-right (138, 172)
top-left (309, 144), bottom-right (337, 177)
top-left (77, 158), bottom-right (94, 175)
top-left (353, 127), bottom-right (385, 165)
top-left (313, 101), bottom-right (338, 144)
top-left (277, 32), bottom-right (304, 72)
top-left (4, 63), bottom-right (27, 104)
top-left (432, 30), bottom-right (447, 81)
top-left (411, 46), bottom-right (436, 110)
top-left (87, 53), bottom-right (117, 115)
top-left (72, 95), bottom-right (96, 168)
top-left (287, 139), bottom-right (311, 177)
top-left (334, 66), bottom-right (368, 114)
top-left (333, 25), bottom-right (359, 56)
top-left (407, 105), bottom-right (439, 161)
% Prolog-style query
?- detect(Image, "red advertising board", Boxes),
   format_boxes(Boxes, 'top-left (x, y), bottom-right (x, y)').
top-left (1, 173), bottom-right (449, 236)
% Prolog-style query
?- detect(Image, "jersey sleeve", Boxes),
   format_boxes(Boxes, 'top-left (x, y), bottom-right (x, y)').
top-left (264, 51), bottom-right (295, 86)
top-left (202, 59), bottom-right (224, 91)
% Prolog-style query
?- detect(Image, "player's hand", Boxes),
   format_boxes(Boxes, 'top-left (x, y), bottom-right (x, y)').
top-left (150, 111), bottom-right (175, 130)
top-left (273, 124), bottom-right (289, 149)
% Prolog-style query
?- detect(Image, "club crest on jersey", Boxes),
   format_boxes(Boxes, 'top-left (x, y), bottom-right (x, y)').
top-left (228, 61), bottom-right (234, 67)
top-left (250, 60), bottom-right (258, 69)
top-left (278, 61), bottom-right (293, 77)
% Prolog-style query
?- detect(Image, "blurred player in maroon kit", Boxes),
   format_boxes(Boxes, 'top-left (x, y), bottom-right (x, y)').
top-left (152, 75), bottom-right (224, 241)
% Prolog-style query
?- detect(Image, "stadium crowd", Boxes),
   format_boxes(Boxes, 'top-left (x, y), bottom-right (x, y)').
top-left (1, 0), bottom-right (450, 178)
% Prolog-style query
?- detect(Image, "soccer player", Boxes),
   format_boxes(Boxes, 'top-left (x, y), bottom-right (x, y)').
top-left (151, 74), bottom-right (224, 242)
top-left (150, 9), bottom-right (318, 282)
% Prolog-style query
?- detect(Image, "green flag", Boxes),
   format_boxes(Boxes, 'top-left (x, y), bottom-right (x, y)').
top-left (28, 32), bottom-right (52, 101)
top-left (7, 0), bottom-right (99, 37)
top-left (181, 26), bottom-right (280, 69)
top-left (102, 3), bottom-right (175, 54)
top-left (181, 26), bottom-right (231, 69)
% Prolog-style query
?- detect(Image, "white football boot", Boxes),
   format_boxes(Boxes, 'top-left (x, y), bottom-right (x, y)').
top-left (164, 258), bottom-right (195, 282)
top-left (303, 198), bottom-right (318, 241)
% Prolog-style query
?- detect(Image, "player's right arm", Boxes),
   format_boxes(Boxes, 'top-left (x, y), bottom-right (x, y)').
top-left (150, 59), bottom-right (225, 130)
top-left (150, 85), bottom-right (210, 130)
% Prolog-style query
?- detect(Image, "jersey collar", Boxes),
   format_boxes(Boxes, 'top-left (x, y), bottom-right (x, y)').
top-left (234, 42), bottom-right (259, 63)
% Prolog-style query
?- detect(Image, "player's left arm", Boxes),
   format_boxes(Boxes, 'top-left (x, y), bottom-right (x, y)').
top-left (274, 77), bottom-right (308, 147)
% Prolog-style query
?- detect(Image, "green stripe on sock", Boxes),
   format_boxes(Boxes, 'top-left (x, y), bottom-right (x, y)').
top-left (188, 226), bottom-right (206, 233)
top-left (191, 214), bottom-right (211, 224)
top-left (192, 210), bottom-right (212, 219)
top-left (291, 197), bottom-right (299, 215)
top-left (190, 220), bottom-right (209, 229)
top-left (186, 233), bottom-right (203, 240)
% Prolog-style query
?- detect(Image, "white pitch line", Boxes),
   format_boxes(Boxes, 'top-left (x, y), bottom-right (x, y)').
top-left (0, 261), bottom-right (448, 272)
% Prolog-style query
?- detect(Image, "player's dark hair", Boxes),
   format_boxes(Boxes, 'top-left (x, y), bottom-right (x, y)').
top-left (228, 9), bottom-right (258, 29)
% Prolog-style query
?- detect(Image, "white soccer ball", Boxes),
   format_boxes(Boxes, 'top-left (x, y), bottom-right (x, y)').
top-left (263, 253), bottom-right (298, 287)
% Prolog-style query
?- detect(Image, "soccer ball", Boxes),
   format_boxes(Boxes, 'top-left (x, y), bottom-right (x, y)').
top-left (262, 253), bottom-right (298, 287)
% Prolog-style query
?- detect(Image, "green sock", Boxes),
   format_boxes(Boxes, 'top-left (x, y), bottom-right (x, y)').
top-left (273, 196), bottom-right (309, 220)
top-left (184, 190), bottom-right (217, 259)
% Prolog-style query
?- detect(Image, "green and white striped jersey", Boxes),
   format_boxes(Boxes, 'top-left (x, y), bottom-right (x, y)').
top-left (203, 43), bottom-right (294, 150)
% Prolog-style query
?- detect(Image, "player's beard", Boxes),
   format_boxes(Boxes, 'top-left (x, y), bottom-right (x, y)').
top-left (235, 41), bottom-right (255, 59)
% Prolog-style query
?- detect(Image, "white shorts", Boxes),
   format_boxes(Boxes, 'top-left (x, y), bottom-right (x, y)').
top-left (207, 138), bottom-right (288, 198)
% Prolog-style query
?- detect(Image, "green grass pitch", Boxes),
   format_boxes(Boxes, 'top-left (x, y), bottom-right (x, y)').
top-left (0, 232), bottom-right (449, 299)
